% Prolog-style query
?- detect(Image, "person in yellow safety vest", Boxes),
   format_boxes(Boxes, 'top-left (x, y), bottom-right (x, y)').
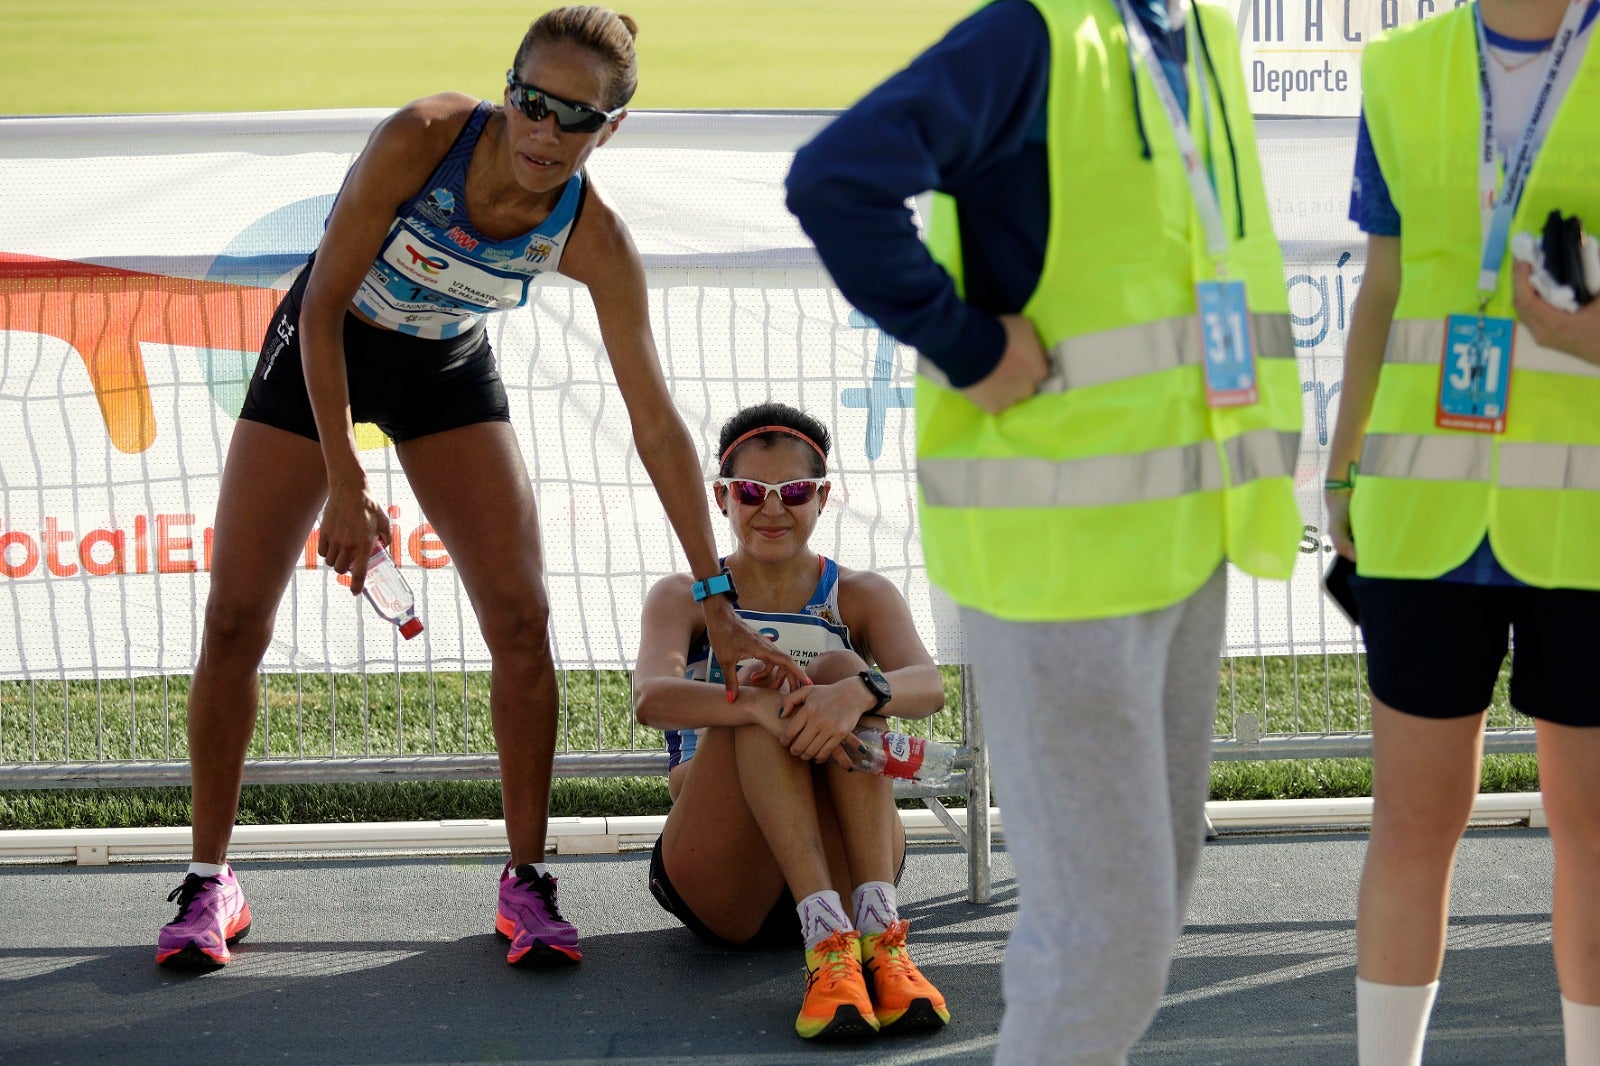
top-left (1325, 0), bottom-right (1600, 1062)
top-left (786, 0), bottom-right (1303, 1060)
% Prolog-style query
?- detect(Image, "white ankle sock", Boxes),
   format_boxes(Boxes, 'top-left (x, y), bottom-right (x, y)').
top-left (187, 862), bottom-right (227, 879)
top-left (1356, 978), bottom-right (1438, 1066)
top-left (797, 890), bottom-right (851, 950)
top-left (852, 881), bottom-right (899, 935)
top-left (1563, 997), bottom-right (1600, 1066)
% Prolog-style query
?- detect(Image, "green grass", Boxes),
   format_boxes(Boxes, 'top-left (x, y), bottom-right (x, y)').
top-left (1209, 754), bottom-right (1539, 802)
top-left (0, 0), bottom-right (973, 114)
top-left (0, 779), bottom-right (672, 831)
top-left (0, 667), bottom-right (968, 764)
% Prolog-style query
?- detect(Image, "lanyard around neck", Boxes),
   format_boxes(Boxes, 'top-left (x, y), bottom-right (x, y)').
top-left (1113, 0), bottom-right (1230, 268)
top-left (1473, 0), bottom-right (1593, 300)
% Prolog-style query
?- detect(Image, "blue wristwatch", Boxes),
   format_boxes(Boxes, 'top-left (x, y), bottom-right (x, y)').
top-left (691, 567), bottom-right (736, 603)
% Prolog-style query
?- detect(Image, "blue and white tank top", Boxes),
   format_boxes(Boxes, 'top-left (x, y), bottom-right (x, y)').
top-left (666, 557), bottom-right (853, 770)
top-left (351, 101), bottom-right (586, 339)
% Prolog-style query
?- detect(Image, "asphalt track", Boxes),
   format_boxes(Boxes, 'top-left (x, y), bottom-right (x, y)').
top-left (0, 827), bottom-right (1563, 1065)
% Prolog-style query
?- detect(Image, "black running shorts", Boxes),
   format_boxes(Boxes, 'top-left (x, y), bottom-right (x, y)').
top-left (1351, 573), bottom-right (1600, 726)
top-left (648, 836), bottom-right (802, 949)
top-left (238, 262), bottom-right (511, 444)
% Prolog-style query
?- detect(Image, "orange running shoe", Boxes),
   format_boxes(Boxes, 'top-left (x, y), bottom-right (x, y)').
top-left (862, 919), bottom-right (949, 1031)
top-left (795, 929), bottom-right (879, 1040)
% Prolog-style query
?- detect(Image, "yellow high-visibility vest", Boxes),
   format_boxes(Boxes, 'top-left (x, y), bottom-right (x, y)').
top-left (920, 0), bottom-right (1302, 621)
top-left (1354, 7), bottom-right (1600, 588)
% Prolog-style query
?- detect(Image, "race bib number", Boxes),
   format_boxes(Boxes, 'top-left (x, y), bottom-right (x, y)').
top-left (1437, 314), bottom-right (1514, 434)
top-left (1196, 280), bottom-right (1259, 408)
top-left (704, 610), bottom-right (850, 685)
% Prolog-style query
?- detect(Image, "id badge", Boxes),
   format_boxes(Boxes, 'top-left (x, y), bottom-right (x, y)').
top-left (1196, 280), bottom-right (1259, 408)
top-left (1437, 313), bottom-right (1514, 433)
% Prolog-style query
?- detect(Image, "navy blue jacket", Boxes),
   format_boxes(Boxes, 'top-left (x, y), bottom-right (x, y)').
top-left (786, 0), bottom-right (1186, 387)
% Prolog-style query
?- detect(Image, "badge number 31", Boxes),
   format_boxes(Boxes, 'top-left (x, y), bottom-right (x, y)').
top-left (1437, 313), bottom-right (1514, 434)
top-left (1197, 280), bottom-right (1258, 408)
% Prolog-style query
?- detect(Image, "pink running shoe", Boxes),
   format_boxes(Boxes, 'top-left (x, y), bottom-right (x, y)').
top-left (155, 867), bottom-right (252, 969)
top-left (495, 862), bottom-right (581, 966)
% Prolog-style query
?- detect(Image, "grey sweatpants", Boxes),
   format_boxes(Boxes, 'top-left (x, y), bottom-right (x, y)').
top-left (960, 566), bottom-right (1226, 1066)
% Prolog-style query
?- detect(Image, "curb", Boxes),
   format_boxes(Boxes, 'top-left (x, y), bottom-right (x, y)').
top-left (0, 793), bottom-right (1545, 865)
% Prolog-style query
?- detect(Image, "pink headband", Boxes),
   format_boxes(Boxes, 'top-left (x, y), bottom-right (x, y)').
top-left (718, 425), bottom-right (827, 467)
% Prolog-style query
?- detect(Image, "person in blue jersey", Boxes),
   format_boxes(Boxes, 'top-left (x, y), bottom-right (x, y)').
top-left (633, 403), bottom-right (950, 1041)
top-left (1327, 0), bottom-right (1600, 1061)
top-left (156, 6), bottom-right (802, 973)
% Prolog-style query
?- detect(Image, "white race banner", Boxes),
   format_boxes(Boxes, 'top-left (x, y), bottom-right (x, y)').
top-left (0, 110), bottom-right (1363, 679)
top-left (1229, 0), bottom-right (1469, 115)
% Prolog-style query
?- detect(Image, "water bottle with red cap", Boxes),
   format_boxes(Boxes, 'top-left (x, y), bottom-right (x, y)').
top-left (361, 543), bottom-right (424, 640)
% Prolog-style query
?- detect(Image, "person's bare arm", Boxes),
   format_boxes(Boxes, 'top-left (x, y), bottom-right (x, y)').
top-left (632, 575), bottom-right (787, 732)
top-left (561, 193), bottom-right (806, 697)
top-left (836, 569), bottom-right (944, 719)
top-left (300, 94), bottom-right (477, 592)
top-left (1324, 234), bottom-right (1401, 561)
top-left (777, 568), bottom-right (945, 765)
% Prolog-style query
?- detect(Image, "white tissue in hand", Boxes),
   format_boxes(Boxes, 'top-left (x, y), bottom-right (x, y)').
top-left (1512, 231), bottom-right (1580, 312)
top-left (1512, 231), bottom-right (1542, 267)
top-left (1533, 273), bottom-right (1581, 313)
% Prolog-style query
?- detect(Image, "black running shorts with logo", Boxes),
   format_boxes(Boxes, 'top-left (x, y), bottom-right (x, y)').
top-left (238, 262), bottom-right (511, 444)
top-left (1349, 573), bottom-right (1600, 726)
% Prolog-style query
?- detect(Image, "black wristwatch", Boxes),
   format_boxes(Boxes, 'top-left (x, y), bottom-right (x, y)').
top-left (691, 566), bottom-right (736, 603)
top-left (857, 669), bottom-right (891, 713)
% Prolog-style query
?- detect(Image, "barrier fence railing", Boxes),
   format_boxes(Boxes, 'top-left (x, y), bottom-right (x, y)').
top-left (0, 111), bottom-right (1538, 904)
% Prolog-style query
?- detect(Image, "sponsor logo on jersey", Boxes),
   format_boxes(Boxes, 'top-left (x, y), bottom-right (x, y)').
top-left (415, 187), bottom-right (456, 228)
top-left (524, 237), bottom-right (555, 264)
top-left (405, 245), bottom-right (449, 275)
top-left (444, 225), bottom-right (479, 251)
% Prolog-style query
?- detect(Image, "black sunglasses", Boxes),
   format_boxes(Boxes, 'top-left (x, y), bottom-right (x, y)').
top-left (505, 72), bottom-right (622, 133)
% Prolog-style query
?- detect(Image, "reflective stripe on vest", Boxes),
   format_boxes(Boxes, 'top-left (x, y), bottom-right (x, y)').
top-left (1502, 443), bottom-right (1600, 490)
top-left (1364, 433), bottom-right (1600, 492)
top-left (920, 427), bottom-right (1297, 508)
top-left (1361, 433), bottom-right (1492, 483)
top-left (1382, 318), bottom-right (1600, 378)
top-left (917, 311), bottom-right (1295, 392)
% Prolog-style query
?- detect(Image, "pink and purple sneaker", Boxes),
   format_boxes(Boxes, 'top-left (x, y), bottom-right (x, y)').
top-left (155, 866), bottom-right (252, 969)
top-left (494, 861), bottom-right (581, 966)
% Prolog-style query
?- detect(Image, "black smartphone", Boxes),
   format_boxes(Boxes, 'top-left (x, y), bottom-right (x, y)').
top-left (1322, 555), bottom-right (1360, 626)
top-left (1542, 210), bottom-right (1595, 306)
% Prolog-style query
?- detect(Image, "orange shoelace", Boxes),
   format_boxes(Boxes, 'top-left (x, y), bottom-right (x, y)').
top-left (807, 931), bottom-right (860, 991)
top-left (870, 922), bottom-right (915, 977)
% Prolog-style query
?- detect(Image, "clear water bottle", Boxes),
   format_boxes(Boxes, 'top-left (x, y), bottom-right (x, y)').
top-left (851, 728), bottom-right (962, 785)
top-left (361, 544), bottom-right (424, 640)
